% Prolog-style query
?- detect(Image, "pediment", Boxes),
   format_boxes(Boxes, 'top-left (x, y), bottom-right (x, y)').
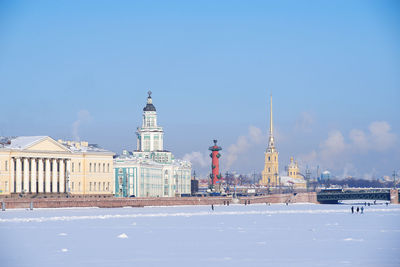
top-left (25, 137), bottom-right (70, 152)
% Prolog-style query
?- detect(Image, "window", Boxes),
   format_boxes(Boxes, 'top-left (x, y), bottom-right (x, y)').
top-left (94, 182), bottom-right (97, 191)
top-left (94, 163), bottom-right (96, 172)
top-left (103, 163), bottom-right (105, 173)
top-left (107, 182), bottom-right (110, 191)
top-left (98, 182), bottom-right (100, 191)
top-left (103, 182), bottom-right (105, 191)
top-left (107, 164), bottom-right (110, 173)
top-left (78, 182), bottom-right (81, 191)
top-left (5, 181), bottom-right (8, 192)
top-left (72, 182), bottom-right (75, 191)
top-left (268, 156), bottom-right (271, 161)
top-left (89, 182), bottom-right (92, 191)
top-left (89, 163), bottom-right (92, 172)
top-left (72, 163), bottom-right (74, 172)
top-left (79, 163), bottom-right (81, 172)
top-left (268, 167), bottom-right (271, 172)
top-left (5, 161), bottom-right (8, 171)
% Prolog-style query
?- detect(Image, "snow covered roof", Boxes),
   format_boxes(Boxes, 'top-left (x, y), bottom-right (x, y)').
top-left (0, 136), bottom-right (48, 150)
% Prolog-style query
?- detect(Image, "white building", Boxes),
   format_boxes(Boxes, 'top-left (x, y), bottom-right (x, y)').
top-left (114, 91), bottom-right (192, 197)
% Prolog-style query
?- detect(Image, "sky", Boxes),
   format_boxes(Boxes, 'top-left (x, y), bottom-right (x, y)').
top-left (0, 0), bottom-right (399, 179)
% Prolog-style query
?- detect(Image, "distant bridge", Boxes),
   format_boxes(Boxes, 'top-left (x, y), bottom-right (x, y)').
top-left (317, 189), bottom-right (399, 204)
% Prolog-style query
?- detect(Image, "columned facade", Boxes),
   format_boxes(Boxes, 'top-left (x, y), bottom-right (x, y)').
top-left (7, 157), bottom-right (71, 194)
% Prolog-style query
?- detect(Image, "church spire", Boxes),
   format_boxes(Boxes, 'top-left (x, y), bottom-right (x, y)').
top-left (267, 94), bottom-right (275, 152)
top-left (269, 94), bottom-right (273, 137)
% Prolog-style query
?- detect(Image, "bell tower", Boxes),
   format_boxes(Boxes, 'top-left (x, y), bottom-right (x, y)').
top-left (261, 94), bottom-right (279, 186)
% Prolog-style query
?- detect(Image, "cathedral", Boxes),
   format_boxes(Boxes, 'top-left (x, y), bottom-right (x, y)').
top-left (261, 95), bottom-right (280, 186)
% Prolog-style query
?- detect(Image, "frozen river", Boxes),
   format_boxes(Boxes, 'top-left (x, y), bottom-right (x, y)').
top-left (1, 203), bottom-right (399, 267)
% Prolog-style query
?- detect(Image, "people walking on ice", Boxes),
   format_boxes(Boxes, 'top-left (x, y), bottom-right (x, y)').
top-left (351, 206), bottom-right (354, 214)
top-left (361, 206), bottom-right (364, 214)
top-left (356, 207), bottom-right (360, 213)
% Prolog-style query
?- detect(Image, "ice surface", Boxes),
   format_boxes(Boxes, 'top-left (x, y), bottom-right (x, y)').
top-left (0, 203), bottom-right (399, 267)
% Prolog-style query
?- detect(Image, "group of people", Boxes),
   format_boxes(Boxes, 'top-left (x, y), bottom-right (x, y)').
top-left (351, 206), bottom-right (364, 214)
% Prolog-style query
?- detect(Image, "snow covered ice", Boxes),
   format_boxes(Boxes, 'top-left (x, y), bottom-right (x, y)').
top-left (0, 203), bottom-right (399, 267)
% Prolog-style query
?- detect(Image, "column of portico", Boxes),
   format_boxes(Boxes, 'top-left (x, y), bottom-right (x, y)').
top-left (45, 158), bottom-right (51, 193)
top-left (52, 159), bottom-right (58, 193)
top-left (59, 159), bottom-right (65, 193)
top-left (16, 158), bottom-right (22, 193)
top-left (38, 158), bottom-right (44, 193)
top-left (10, 158), bottom-right (15, 193)
top-left (66, 160), bottom-right (71, 194)
top-left (31, 158), bottom-right (37, 193)
top-left (23, 158), bottom-right (29, 193)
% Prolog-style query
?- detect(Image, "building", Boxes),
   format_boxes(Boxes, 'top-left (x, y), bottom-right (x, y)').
top-left (261, 95), bottom-right (279, 186)
top-left (0, 136), bottom-right (114, 196)
top-left (114, 91), bottom-right (192, 197)
top-left (280, 156), bottom-right (306, 189)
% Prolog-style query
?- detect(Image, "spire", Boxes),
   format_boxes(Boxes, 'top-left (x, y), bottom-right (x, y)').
top-left (267, 93), bottom-right (275, 152)
top-left (269, 94), bottom-right (273, 136)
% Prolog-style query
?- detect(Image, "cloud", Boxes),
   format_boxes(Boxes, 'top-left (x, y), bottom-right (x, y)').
top-left (369, 121), bottom-right (396, 151)
top-left (298, 121), bottom-right (397, 177)
top-left (183, 125), bottom-right (267, 175)
top-left (72, 110), bottom-right (91, 141)
top-left (295, 111), bottom-right (315, 133)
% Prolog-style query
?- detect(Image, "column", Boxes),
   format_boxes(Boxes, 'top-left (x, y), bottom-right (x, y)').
top-left (38, 158), bottom-right (44, 193)
top-left (52, 159), bottom-right (58, 193)
top-left (10, 158), bottom-right (15, 193)
top-left (45, 158), bottom-right (51, 193)
top-left (59, 159), bottom-right (65, 193)
top-left (16, 158), bottom-right (22, 193)
top-left (31, 158), bottom-right (37, 193)
top-left (23, 158), bottom-right (29, 193)
top-left (66, 160), bottom-right (71, 194)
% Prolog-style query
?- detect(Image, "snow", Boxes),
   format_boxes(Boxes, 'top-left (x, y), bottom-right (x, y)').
top-left (0, 203), bottom-right (399, 267)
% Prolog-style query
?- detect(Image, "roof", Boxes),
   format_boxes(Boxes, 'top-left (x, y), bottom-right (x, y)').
top-left (0, 136), bottom-right (47, 150)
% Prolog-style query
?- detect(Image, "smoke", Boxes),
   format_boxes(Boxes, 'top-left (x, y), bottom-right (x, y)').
top-left (72, 110), bottom-right (91, 141)
top-left (182, 151), bottom-right (209, 168)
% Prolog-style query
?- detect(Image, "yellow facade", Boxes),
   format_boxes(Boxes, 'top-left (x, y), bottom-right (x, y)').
top-left (288, 157), bottom-right (301, 179)
top-left (261, 151), bottom-right (279, 186)
top-left (0, 136), bottom-right (114, 196)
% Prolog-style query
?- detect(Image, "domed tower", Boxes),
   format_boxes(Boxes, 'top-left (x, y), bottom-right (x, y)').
top-left (261, 95), bottom-right (279, 186)
top-left (136, 91), bottom-right (164, 152)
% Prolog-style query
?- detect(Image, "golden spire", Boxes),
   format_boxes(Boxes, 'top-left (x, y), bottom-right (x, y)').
top-left (269, 94), bottom-right (273, 136)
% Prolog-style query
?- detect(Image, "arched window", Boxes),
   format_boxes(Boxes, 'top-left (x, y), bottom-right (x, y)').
top-left (268, 156), bottom-right (271, 161)
top-left (89, 163), bottom-right (92, 172)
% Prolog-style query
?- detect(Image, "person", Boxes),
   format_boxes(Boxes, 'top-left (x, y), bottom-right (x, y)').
top-left (368, 203), bottom-right (370, 206)
top-left (227, 201), bottom-right (229, 206)
top-left (361, 206), bottom-right (364, 214)
top-left (356, 207), bottom-right (359, 213)
top-left (386, 202), bottom-right (389, 206)
top-left (351, 206), bottom-right (354, 214)
top-left (211, 204), bottom-right (214, 211)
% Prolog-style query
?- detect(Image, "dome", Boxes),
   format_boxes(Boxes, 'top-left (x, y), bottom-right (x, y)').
top-left (143, 91), bottom-right (156, 111)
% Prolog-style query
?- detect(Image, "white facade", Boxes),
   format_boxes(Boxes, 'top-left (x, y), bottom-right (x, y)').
top-left (114, 91), bottom-right (192, 197)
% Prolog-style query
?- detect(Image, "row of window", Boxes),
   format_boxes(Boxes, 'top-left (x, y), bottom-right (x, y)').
top-left (0, 160), bottom-right (9, 171)
top-left (89, 181), bottom-right (111, 192)
top-left (70, 162), bottom-right (111, 173)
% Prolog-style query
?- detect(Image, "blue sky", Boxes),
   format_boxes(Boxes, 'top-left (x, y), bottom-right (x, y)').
top-left (0, 0), bottom-right (399, 178)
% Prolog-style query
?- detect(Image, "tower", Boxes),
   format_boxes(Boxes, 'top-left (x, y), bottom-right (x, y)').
top-left (261, 95), bottom-right (279, 186)
top-left (287, 157), bottom-right (300, 179)
top-left (209, 140), bottom-right (222, 185)
top-left (136, 91), bottom-right (164, 152)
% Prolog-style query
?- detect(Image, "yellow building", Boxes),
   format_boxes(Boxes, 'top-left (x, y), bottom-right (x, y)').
top-left (280, 156), bottom-right (307, 189)
top-left (261, 95), bottom-right (279, 186)
top-left (288, 157), bottom-right (301, 179)
top-left (0, 136), bottom-right (114, 196)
